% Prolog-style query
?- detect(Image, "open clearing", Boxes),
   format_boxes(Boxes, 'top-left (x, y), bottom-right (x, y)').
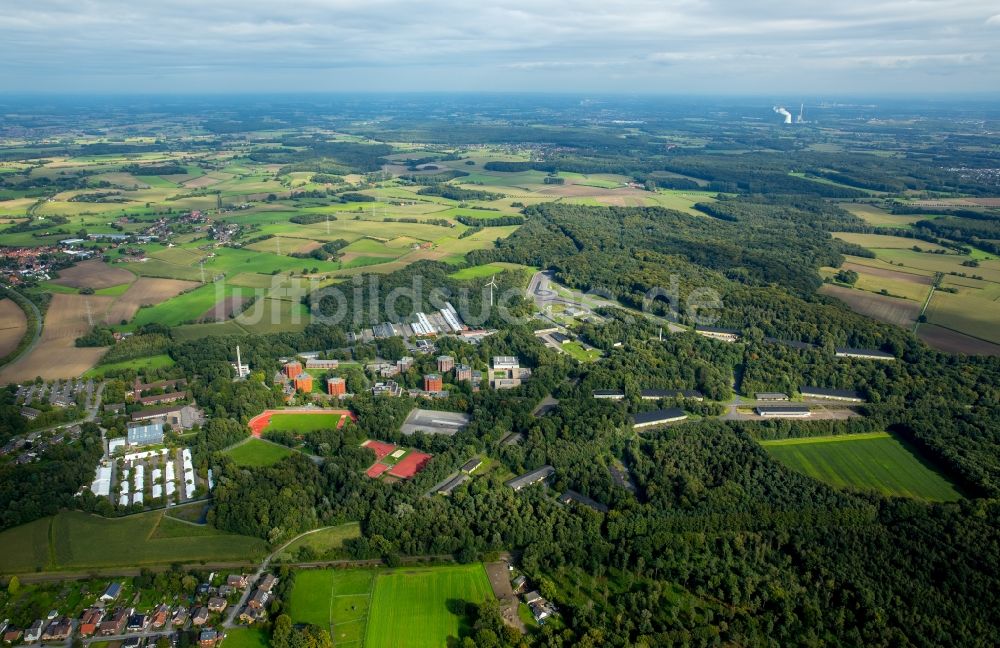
top-left (0, 510), bottom-right (267, 574)
top-left (0, 297), bottom-right (28, 358)
top-left (51, 259), bottom-right (136, 289)
top-left (276, 522), bottom-right (361, 562)
top-left (818, 283), bottom-right (919, 328)
top-left (0, 293), bottom-right (114, 383)
top-left (222, 437), bottom-right (295, 467)
top-left (761, 432), bottom-right (962, 501)
top-left (288, 564), bottom-right (493, 648)
top-left (102, 277), bottom-right (199, 325)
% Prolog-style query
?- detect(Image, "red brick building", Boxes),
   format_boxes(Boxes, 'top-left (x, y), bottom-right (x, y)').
top-left (293, 373), bottom-right (313, 393)
top-left (424, 374), bottom-right (443, 392)
top-left (284, 361), bottom-right (303, 379)
top-left (437, 355), bottom-right (454, 373)
top-left (326, 377), bottom-right (346, 396)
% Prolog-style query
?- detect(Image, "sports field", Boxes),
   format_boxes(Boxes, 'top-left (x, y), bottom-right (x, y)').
top-left (288, 564), bottom-right (493, 648)
top-left (761, 432), bottom-right (962, 501)
top-left (223, 438), bottom-right (295, 467)
top-left (249, 408), bottom-right (356, 436)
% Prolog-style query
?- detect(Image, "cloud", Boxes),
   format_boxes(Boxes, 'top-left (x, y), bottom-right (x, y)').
top-left (0, 0), bottom-right (996, 93)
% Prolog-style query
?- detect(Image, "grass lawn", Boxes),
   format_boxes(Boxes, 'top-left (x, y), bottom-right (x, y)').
top-left (761, 432), bottom-right (962, 501)
top-left (561, 341), bottom-right (603, 362)
top-left (0, 510), bottom-right (267, 573)
top-left (288, 564), bottom-right (491, 648)
top-left (223, 438), bottom-right (295, 467)
top-left (220, 629), bottom-right (268, 648)
top-left (277, 522), bottom-right (361, 561)
top-left (448, 262), bottom-right (532, 280)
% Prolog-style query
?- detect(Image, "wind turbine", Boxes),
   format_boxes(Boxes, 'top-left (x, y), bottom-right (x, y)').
top-left (486, 275), bottom-right (499, 307)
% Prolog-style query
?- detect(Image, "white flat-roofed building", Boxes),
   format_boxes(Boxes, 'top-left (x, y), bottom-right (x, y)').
top-left (492, 356), bottom-right (520, 370)
top-left (756, 405), bottom-right (811, 417)
top-left (835, 347), bottom-right (896, 361)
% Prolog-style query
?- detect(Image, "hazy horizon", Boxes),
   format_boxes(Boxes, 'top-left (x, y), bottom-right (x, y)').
top-left (2, 1), bottom-right (998, 95)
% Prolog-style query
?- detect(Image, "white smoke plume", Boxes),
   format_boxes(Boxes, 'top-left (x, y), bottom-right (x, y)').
top-left (773, 106), bottom-right (792, 124)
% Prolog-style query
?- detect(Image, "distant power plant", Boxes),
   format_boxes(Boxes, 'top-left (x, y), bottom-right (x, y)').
top-left (773, 103), bottom-right (807, 124)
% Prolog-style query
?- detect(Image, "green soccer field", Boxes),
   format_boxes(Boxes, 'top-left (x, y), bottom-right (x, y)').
top-left (265, 412), bottom-right (344, 433)
top-left (288, 564), bottom-right (493, 648)
top-left (761, 432), bottom-right (963, 501)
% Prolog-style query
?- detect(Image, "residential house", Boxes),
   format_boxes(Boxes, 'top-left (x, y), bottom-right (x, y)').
top-left (151, 604), bottom-right (170, 629)
top-left (258, 574), bottom-right (277, 592)
top-left (126, 613), bottom-right (149, 633)
top-left (207, 597), bottom-right (227, 613)
top-left (99, 609), bottom-right (129, 636)
top-left (199, 630), bottom-right (220, 648)
top-left (79, 608), bottom-right (104, 636)
top-left (170, 608), bottom-right (189, 627)
top-left (190, 607), bottom-right (209, 627)
top-left (42, 618), bottom-right (72, 641)
top-left (25, 620), bottom-right (44, 643)
top-left (239, 607), bottom-right (265, 624)
top-left (247, 589), bottom-right (270, 610)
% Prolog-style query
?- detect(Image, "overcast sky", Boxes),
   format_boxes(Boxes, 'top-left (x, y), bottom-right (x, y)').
top-left (2, 0), bottom-right (998, 95)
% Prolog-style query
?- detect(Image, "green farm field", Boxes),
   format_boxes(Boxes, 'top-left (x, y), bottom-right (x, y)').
top-left (223, 438), bottom-right (295, 467)
top-left (761, 432), bottom-right (962, 501)
top-left (288, 564), bottom-right (493, 648)
top-left (0, 510), bottom-right (267, 573)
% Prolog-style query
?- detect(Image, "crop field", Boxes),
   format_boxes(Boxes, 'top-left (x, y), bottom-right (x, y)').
top-left (102, 277), bottom-right (199, 325)
top-left (832, 232), bottom-right (952, 252)
top-left (124, 258), bottom-right (207, 282)
top-left (0, 293), bottom-right (114, 383)
top-left (51, 259), bottom-right (136, 289)
top-left (235, 298), bottom-right (310, 333)
top-left (170, 319), bottom-right (249, 340)
top-left (923, 289), bottom-right (1000, 345)
top-left (0, 297), bottom-right (28, 358)
top-left (760, 432), bottom-right (962, 501)
top-left (818, 283), bottom-right (920, 328)
top-left (288, 564), bottom-right (492, 648)
top-left (820, 259), bottom-right (934, 303)
top-left (844, 204), bottom-right (932, 227)
top-left (0, 510), bottom-right (268, 573)
top-left (83, 353), bottom-right (175, 378)
top-left (448, 262), bottom-right (532, 280)
top-left (129, 282), bottom-right (243, 328)
top-left (223, 438), bottom-right (295, 467)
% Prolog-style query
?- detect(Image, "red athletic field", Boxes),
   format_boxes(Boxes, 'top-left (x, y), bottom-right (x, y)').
top-left (362, 439), bottom-right (398, 461)
top-left (247, 408), bottom-right (356, 437)
top-left (388, 451), bottom-right (432, 479)
top-left (366, 463), bottom-right (391, 478)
